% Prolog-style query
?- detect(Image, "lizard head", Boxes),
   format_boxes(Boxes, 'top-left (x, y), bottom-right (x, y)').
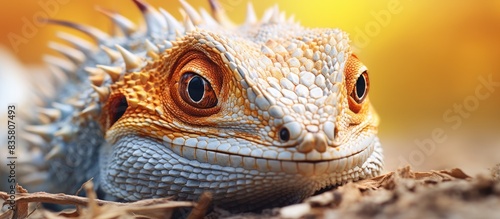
top-left (90, 1), bottom-right (383, 211)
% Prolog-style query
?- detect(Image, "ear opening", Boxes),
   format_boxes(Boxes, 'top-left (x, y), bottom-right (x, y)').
top-left (108, 93), bottom-right (128, 128)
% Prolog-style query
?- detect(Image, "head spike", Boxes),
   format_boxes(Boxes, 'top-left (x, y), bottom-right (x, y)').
top-left (43, 55), bottom-right (76, 76)
top-left (96, 7), bottom-right (137, 36)
top-left (145, 39), bottom-right (160, 60)
top-left (24, 124), bottom-right (58, 141)
top-left (85, 67), bottom-right (106, 86)
top-left (37, 114), bottom-right (52, 125)
top-left (183, 16), bottom-right (196, 33)
top-left (261, 6), bottom-right (274, 23)
top-left (52, 102), bottom-right (74, 116)
top-left (37, 107), bottom-right (61, 121)
top-left (199, 8), bottom-right (219, 27)
top-left (54, 125), bottom-right (77, 142)
top-left (48, 20), bottom-right (110, 43)
top-left (270, 5), bottom-right (280, 23)
top-left (56, 32), bottom-right (97, 55)
top-left (279, 11), bottom-right (286, 23)
top-left (245, 2), bottom-right (257, 24)
top-left (67, 99), bottom-right (86, 108)
top-left (175, 29), bottom-right (183, 38)
top-left (287, 14), bottom-right (296, 23)
top-left (179, 0), bottom-right (202, 25)
top-left (100, 45), bottom-right (121, 63)
top-left (45, 144), bottom-right (64, 161)
top-left (46, 63), bottom-right (68, 86)
top-left (115, 45), bottom-right (143, 71)
top-left (79, 102), bottom-right (100, 117)
top-left (178, 8), bottom-right (187, 21)
top-left (31, 72), bottom-right (57, 99)
top-left (208, 0), bottom-right (235, 27)
top-left (132, 0), bottom-right (166, 34)
top-left (91, 84), bottom-right (110, 101)
top-left (20, 133), bottom-right (48, 150)
top-left (48, 41), bottom-right (85, 64)
top-left (97, 65), bottom-right (123, 82)
top-left (84, 67), bottom-right (104, 76)
top-left (89, 75), bottom-right (105, 86)
top-left (159, 8), bottom-right (180, 36)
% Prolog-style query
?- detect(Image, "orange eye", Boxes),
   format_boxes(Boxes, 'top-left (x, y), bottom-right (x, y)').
top-left (167, 51), bottom-right (223, 118)
top-left (345, 54), bottom-right (370, 113)
top-left (179, 72), bottom-right (218, 109)
top-left (351, 71), bottom-right (369, 104)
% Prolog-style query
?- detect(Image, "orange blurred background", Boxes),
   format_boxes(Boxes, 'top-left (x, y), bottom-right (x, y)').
top-left (1, 0), bottom-right (499, 174)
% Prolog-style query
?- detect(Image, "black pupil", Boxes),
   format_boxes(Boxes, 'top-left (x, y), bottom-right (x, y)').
top-left (355, 75), bottom-right (366, 99)
top-left (279, 128), bottom-right (290, 142)
top-left (188, 76), bottom-right (205, 102)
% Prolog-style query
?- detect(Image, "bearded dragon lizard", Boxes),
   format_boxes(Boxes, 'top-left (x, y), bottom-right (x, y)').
top-left (14, 0), bottom-right (383, 212)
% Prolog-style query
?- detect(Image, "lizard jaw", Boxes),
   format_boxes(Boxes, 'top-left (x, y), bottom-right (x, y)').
top-left (99, 134), bottom-right (383, 211)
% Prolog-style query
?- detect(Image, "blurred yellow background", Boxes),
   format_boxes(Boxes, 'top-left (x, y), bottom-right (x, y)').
top-left (1, 0), bottom-right (499, 174)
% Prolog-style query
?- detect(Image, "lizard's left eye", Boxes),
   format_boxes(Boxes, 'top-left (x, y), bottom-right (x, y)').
top-left (352, 71), bottom-right (369, 104)
top-left (345, 54), bottom-right (369, 113)
top-left (179, 72), bottom-right (218, 109)
top-left (168, 51), bottom-right (223, 118)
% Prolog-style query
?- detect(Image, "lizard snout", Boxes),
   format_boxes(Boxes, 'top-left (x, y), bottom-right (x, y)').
top-left (280, 119), bottom-right (339, 154)
top-left (296, 132), bottom-right (328, 153)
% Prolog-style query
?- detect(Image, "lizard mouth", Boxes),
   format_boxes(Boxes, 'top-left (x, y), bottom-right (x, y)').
top-left (162, 134), bottom-right (377, 176)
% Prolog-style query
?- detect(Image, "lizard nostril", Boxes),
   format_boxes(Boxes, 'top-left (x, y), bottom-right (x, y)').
top-left (279, 127), bottom-right (290, 142)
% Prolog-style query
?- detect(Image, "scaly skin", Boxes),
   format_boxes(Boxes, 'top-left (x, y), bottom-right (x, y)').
top-left (19, 0), bottom-right (383, 212)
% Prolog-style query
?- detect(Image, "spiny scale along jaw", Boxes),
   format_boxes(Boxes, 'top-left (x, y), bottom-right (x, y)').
top-left (24, 0), bottom-right (382, 213)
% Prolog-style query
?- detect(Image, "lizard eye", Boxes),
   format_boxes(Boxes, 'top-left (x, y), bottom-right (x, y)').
top-left (279, 127), bottom-right (290, 142)
top-left (179, 72), bottom-right (217, 109)
top-left (168, 51), bottom-right (223, 118)
top-left (352, 71), bottom-right (369, 103)
top-left (345, 54), bottom-right (369, 113)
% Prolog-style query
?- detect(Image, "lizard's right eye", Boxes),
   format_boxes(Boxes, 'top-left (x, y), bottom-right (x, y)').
top-left (179, 72), bottom-right (218, 109)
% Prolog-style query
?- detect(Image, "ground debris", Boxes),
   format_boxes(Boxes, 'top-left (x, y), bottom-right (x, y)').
top-left (0, 181), bottom-right (198, 219)
top-left (276, 165), bottom-right (500, 219)
top-left (2, 165), bottom-right (500, 219)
